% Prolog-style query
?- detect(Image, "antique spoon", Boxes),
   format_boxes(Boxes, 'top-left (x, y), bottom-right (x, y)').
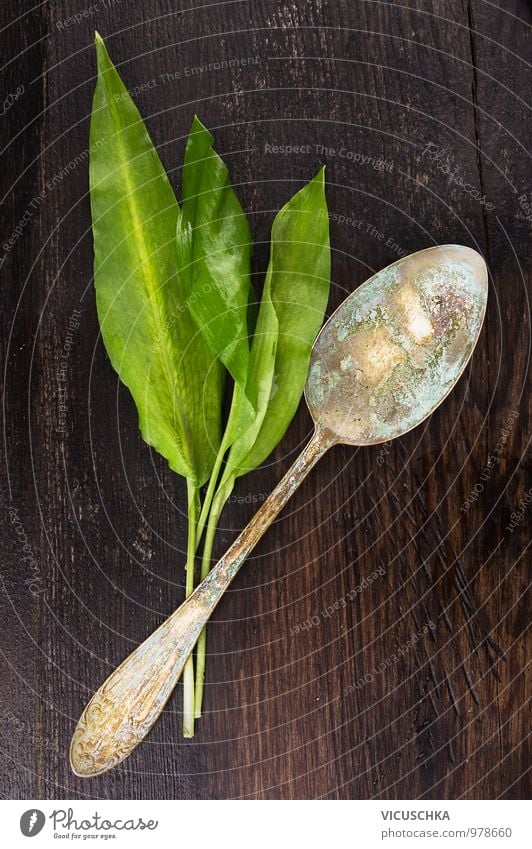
top-left (70, 244), bottom-right (488, 777)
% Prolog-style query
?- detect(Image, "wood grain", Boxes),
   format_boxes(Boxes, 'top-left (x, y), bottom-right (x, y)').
top-left (1, 0), bottom-right (529, 799)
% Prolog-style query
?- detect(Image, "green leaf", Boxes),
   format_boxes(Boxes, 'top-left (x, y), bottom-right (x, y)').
top-left (222, 277), bottom-right (279, 460)
top-left (224, 167), bottom-right (330, 480)
top-left (178, 116), bottom-right (254, 396)
top-left (90, 33), bottom-right (223, 486)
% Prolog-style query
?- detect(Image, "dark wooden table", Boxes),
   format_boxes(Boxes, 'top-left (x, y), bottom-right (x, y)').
top-left (1, 0), bottom-right (530, 800)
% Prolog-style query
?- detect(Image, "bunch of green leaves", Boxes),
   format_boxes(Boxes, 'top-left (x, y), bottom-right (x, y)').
top-left (90, 33), bottom-right (330, 736)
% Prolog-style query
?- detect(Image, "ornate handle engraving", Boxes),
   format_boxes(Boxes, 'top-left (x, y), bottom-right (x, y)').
top-left (70, 592), bottom-right (207, 776)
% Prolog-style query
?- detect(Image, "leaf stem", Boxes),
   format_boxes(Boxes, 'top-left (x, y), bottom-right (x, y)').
top-left (183, 480), bottom-right (199, 738)
top-left (196, 433), bottom-right (229, 546)
top-left (190, 381), bottom-right (247, 723)
top-left (194, 475), bottom-right (235, 719)
top-left (193, 517), bottom-right (217, 718)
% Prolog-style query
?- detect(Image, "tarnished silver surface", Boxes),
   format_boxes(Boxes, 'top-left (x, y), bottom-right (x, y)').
top-left (70, 582), bottom-right (210, 777)
top-left (306, 245), bottom-right (488, 445)
top-left (70, 244), bottom-right (488, 777)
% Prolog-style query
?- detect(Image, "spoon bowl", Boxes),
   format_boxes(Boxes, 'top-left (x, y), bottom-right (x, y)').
top-left (70, 244), bottom-right (488, 777)
top-left (306, 244), bottom-right (487, 445)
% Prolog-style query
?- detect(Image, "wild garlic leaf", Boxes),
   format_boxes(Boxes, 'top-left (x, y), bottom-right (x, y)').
top-left (178, 116), bottom-right (254, 399)
top-left (223, 167), bottom-right (330, 481)
top-left (221, 268), bottom-right (279, 463)
top-left (91, 34), bottom-right (222, 486)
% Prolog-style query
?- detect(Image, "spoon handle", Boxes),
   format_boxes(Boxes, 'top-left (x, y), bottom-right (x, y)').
top-left (70, 428), bottom-right (333, 777)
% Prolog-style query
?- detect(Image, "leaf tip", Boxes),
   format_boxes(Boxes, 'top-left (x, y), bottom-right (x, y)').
top-left (189, 113), bottom-right (213, 144)
top-left (310, 165), bottom-right (328, 208)
top-left (93, 30), bottom-right (111, 71)
top-left (94, 30), bottom-right (107, 56)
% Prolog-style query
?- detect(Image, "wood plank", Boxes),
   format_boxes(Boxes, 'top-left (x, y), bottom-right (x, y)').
top-left (0, 0), bottom-right (529, 799)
